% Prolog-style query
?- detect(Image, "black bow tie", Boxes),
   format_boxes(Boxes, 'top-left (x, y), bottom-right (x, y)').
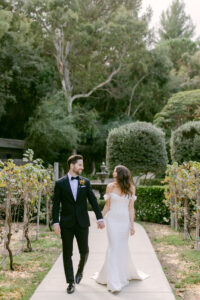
top-left (71, 176), bottom-right (79, 180)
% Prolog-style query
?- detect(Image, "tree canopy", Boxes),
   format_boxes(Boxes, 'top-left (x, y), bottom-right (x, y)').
top-left (0, 0), bottom-right (200, 168)
top-left (159, 0), bottom-right (195, 40)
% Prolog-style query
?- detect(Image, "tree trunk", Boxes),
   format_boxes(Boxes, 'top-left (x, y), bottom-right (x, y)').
top-left (46, 195), bottom-right (49, 230)
top-left (170, 185), bottom-right (175, 228)
top-left (2, 196), bottom-right (14, 270)
top-left (36, 189), bottom-right (42, 240)
top-left (195, 170), bottom-right (200, 251)
top-left (127, 75), bottom-right (147, 117)
top-left (68, 97), bottom-right (72, 115)
top-left (21, 194), bottom-right (28, 252)
top-left (174, 184), bottom-right (178, 231)
top-left (184, 198), bottom-right (188, 240)
top-left (91, 160), bottom-right (96, 177)
top-left (25, 218), bottom-right (32, 252)
top-left (22, 194), bottom-right (32, 252)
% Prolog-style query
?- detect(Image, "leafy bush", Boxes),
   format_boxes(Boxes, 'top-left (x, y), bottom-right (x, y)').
top-left (153, 89), bottom-right (200, 138)
top-left (135, 186), bottom-right (169, 224)
top-left (170, 121), bottom-right (200, 163)
top-left (139, 178), bottom-right (164, 186)
top-left (106, 121), bottom-right (168, 176)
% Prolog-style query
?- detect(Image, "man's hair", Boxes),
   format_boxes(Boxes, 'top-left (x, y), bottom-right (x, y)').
top-left (67, 154), bottom-right (83, 168)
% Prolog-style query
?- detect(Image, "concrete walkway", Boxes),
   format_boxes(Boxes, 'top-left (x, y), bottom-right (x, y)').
top-left (30, 212), bottom-right (175, 300)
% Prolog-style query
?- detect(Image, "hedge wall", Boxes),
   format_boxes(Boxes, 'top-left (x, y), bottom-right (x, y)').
top-left (135, 186), bottom-right (169, 224)
top-left (88, 186), bottom-right (169, 224)
top-left (139, 178), bottom-right (164, 186)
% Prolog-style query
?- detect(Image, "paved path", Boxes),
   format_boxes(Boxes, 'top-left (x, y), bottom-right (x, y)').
top-left (31, 212), bottom-right (175, 300)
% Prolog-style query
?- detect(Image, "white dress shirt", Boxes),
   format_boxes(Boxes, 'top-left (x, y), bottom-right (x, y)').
top-left (68, 173), bottom-right (79, 201)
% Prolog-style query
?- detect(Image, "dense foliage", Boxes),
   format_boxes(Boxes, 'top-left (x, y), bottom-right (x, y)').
top-left (170, 121), bottom-right (200, 163)
top-left (163, 162), bottom-right (200, 250)
top-left (134, 186), bottom-right (169, 224)
top-left (1, 0), bottom-right (200, 169)
top-left (153, 89), bottom-right (200, 138)
top-left (106, 121), bottom-right (168, 176)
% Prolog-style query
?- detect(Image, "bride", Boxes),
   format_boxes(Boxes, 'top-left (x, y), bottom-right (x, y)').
top-left (92, 165), bottom-right (150, 292)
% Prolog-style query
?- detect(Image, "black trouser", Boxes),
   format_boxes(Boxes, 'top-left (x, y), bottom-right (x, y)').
top-left (60, 221), bottom-right (89, 283)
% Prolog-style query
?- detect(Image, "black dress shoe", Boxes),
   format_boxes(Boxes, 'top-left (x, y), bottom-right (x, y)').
top-left (67, 283), bottom-right (75, 294)
top-left (75, 272), bottom-right (83, 284)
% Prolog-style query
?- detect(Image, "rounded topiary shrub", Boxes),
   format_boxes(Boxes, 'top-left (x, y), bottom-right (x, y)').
top-left (153, 89), bottom-right (200, 138)
top-left (171, 121), bottom-right (200, 163)
top-left (106, 121), bottom-right (168, 176)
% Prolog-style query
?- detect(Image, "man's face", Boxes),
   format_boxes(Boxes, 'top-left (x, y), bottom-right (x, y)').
top-left (71, 159), bottom-right (84, 175)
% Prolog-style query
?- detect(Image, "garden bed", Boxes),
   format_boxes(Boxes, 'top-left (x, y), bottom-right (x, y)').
top-left (141, 221), bottom-right (200, 300)
top-left (0, 224), bottom-right (62, 300)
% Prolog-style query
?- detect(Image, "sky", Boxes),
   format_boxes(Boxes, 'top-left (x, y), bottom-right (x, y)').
top-left (141, 0), bottom-right (200, 39)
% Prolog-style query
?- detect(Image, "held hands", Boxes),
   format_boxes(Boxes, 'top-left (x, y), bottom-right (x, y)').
top-left (53, 224), bottom-right (61, 235)
top-left (130, 225), bottom-right (135, 236)
top-left (97, 221), bottom-right (105, 229)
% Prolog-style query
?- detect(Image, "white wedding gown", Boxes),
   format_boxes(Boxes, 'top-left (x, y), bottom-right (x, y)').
top-left (92, 192), bottom-right (150, 292)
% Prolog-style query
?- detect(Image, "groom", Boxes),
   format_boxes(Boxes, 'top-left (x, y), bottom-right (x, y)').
top-left (52, 154), bottom-right (105, 294)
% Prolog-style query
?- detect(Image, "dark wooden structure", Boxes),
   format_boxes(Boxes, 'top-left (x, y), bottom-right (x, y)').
top-left (0, 138), bottom-right (25, 165)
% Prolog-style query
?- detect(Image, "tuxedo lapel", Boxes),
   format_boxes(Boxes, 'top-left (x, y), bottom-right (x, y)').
top-left (63, 175), bottom-right (76, 203)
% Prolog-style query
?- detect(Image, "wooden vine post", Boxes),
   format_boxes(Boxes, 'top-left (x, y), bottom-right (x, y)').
top-left (195, 168), bottom-right (200, 251)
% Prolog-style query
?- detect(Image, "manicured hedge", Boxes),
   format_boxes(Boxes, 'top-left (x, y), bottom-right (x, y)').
top-left (170, 121), bottom-right (200, 163)
top-left (135, 186), bottom-right (169, 224)
top-left (139, 178), bottom-right (164, 186)
top-left (88, 186), bottom-right (169, 224)
top-left (106, 121), bottom-right (168, 176)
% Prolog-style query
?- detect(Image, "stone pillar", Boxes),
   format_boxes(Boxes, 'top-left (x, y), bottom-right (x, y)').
top-left (54, 162), bottom-right (59, 181)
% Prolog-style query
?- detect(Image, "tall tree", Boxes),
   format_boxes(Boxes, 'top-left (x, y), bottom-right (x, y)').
top-left (159, 0), bottom-right (195, 40)
top-left (0, 1), bottom-right (59, 138)
top-left (25, 91), bottom-right (79, 163)
top-left (0, 5), bottom-right (14, 118)
top-left (22, 0), bottom-right (148, 115)
top-left (158, 38), bottom-right (198, 70)
top-left (153, 89), bottom-right (200, 138)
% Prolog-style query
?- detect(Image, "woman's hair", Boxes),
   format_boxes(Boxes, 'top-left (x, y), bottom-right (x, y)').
top-left (115, 165), bottom-right (134, 196)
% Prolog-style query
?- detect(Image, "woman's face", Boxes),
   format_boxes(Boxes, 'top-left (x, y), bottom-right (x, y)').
top-left (113, 168), bottom-right (117, 179)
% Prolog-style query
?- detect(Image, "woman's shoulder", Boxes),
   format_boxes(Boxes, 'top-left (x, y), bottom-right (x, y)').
top-left (106, 182), bottom-right (117, 191)
top-left (107, 182), bottom-right (116, 188)
top-left (105, 182), bottom-right (116, 195)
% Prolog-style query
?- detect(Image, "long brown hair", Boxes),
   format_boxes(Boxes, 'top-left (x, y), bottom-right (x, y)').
top-left (115, 165), bottom-right (134, 196)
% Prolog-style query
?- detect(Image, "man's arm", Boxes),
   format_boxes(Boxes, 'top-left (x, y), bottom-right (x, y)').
top-left (86, 180), bottom-right (104, 223)
top-left (52, 181), bottom-right (61, 235)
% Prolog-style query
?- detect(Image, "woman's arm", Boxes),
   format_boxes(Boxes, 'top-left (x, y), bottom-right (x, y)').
top-left (102, 198), bottom-right (110, 217)
top-left (102, 183), bottom-right (112, 217)
top-left (129, 186), bottom-right (136, 235)
top-left (129, 200), bottom-right (135, 231)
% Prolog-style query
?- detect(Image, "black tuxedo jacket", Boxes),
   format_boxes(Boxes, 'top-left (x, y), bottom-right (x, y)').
top-left (52, 175), bottom-right (103, 228)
